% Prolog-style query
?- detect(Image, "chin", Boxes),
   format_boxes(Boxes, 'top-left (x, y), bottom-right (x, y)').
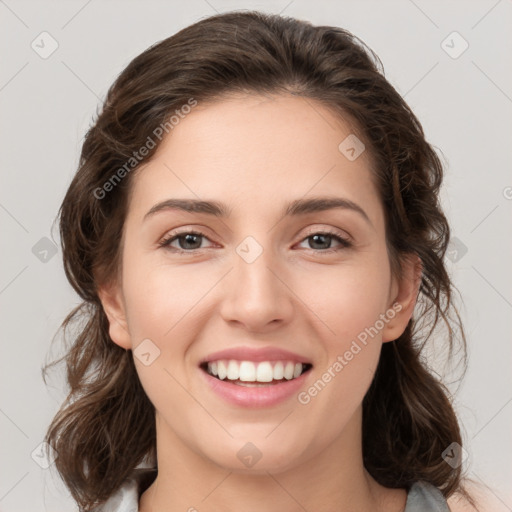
top-left (197, 433), bottom-right (311, 475)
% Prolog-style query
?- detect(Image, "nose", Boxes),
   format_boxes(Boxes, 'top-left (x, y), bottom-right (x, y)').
top-left (219, 240), bottom-right (294, 333)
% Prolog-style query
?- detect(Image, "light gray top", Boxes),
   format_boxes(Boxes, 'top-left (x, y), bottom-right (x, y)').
top-left (91, 468), bottom-right (450, 511)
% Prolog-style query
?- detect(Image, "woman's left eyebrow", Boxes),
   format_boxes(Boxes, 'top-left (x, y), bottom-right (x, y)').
top-left (143, 196), bottom-right (372, 227)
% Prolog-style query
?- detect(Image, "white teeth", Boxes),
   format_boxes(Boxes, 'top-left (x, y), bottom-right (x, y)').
top-left (239, 361), bottom-right (256, 381)
top-left (256, 362), bottom-right (273, 382)
top-left (217, 360), bottom-right (227, 380)
top-left (284, 362), bottom-right (294, 380)
top-left (227, 360), bottom-right (239, 380)
top-left (273, 361), bottom-right (284, 380)
top-left (205, 359), bottom-right (308, 383)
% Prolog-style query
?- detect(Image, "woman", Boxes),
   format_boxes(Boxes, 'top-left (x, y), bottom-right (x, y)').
top-left (43, 10), bottom-right (479, 511)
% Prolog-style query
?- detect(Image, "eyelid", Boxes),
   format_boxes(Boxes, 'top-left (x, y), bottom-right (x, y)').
top-left (158, 229), bottom-right (217, 250)
top-left (295, 229), bottom-right (353, 253)
top-left (300, 225), bottom-right (352, 243)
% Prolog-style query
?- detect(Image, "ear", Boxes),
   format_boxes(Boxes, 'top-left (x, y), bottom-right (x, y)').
top-left (97, 281), bottom-right (132, 350)
top-left (382, 254), bottom-right (422, 343)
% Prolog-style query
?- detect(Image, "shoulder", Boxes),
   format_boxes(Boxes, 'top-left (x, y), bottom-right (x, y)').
top-left (406, 481), bottom-right (450, 511)
top-left (90, 468), bottom-right (157, 512)
top-left (447, 494), bottom-right (483, 512)
top-left (447, 496), bottom-right (476, 512)
top-left (408, 480), bottom-right (500, 512)
top-left (447, 487), bottom-right (499, 512)
top-left (445, 475), bottom-right (510, 512)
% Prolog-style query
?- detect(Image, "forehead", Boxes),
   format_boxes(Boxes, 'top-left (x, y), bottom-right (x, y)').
top-left (127, 93), bottom-right (382, 225)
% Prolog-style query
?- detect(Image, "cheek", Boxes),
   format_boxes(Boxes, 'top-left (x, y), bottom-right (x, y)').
top-left (121, 255), bottom-right (210, 342)
top-left (295, 267), bottom-right (386, 443)
top-left (292, 255), bottom-right (389, 402)
top-left (294, 255), bottom-right (391, 343)
top-left (121, 258), bottom-right (204, 421)
top-left (120, 255), bottom-right (219, 400)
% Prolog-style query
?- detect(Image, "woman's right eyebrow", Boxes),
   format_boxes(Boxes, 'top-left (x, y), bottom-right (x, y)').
top-left (144, 198), bottom-right (229, 219)
top-left (143, 196), bottom-right (372, 227)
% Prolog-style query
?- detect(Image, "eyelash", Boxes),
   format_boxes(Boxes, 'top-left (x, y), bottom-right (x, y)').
top-left (158, 229), bottom-right (353, 255)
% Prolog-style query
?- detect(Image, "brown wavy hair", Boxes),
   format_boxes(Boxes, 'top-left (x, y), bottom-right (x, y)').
top-left (42, 10), bottom-right (474, 510)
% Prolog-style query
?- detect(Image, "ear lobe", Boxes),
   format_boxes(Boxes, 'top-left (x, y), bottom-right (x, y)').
top-left (382, 254), bottom-right (422, 343)
top-left (97, 282), bottom-right (132, 350)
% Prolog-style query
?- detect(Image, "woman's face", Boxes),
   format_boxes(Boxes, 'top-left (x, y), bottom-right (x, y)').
top-left (100, 93), bottom-right (417, 474)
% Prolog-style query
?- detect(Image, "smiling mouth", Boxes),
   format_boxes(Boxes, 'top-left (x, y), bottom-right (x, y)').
top-left (200, 360), bottom-right (313, 386)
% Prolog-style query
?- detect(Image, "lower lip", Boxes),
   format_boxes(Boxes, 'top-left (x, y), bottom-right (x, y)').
top-left (200, 367), bottom-right (311, 408)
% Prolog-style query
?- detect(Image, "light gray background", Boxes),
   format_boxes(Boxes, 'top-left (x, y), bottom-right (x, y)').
top-left (1, 1), bottom-right (511, 510)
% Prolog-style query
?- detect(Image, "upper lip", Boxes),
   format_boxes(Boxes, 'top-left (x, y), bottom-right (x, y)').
top-left (199, 346), bottom-right (313, 365)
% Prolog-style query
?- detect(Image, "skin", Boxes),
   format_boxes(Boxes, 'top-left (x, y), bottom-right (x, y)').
top-left (98, 92), bottom-right (424, 512)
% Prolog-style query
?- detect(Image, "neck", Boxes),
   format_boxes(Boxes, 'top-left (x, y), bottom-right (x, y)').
top-left (139, 407), bottom-right (406, 512)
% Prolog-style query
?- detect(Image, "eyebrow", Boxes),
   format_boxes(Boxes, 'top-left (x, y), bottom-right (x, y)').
top-left (143, 196), bottom-right (372, 226)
